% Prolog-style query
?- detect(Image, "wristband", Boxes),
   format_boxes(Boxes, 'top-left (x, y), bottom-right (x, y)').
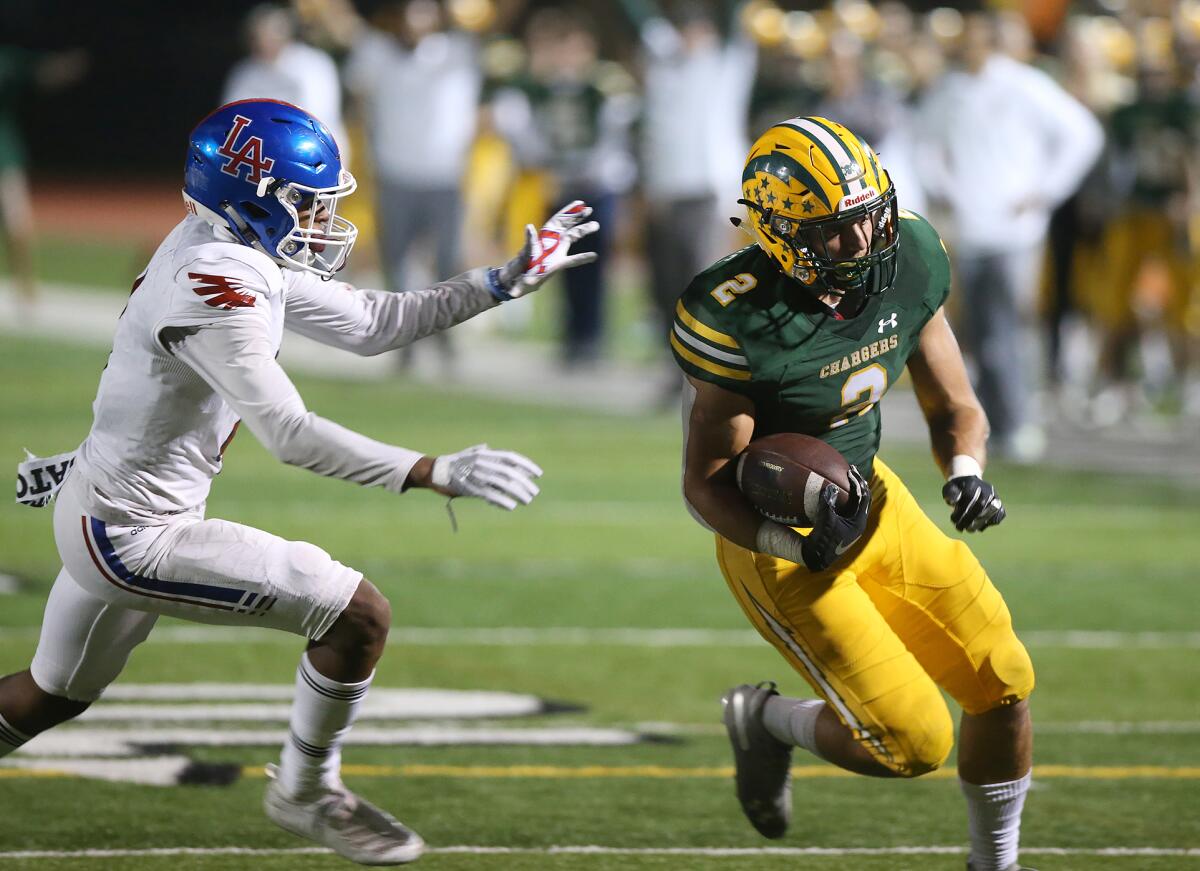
top-left (485, 267), bottom-right (513, 302)
top-left (755, 519), bottom-right (807, 565)
top-left (948, 454), bottom-right (983, 481)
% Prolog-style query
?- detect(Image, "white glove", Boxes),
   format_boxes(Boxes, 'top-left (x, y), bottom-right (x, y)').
top-left (487, 200), bottom-right (600, 300)
top-left (430, 444), bottom-right (543, 510)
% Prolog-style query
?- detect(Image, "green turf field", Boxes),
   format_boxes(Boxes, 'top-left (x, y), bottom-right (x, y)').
top-left (0, 336), bottom-right (1197, 870)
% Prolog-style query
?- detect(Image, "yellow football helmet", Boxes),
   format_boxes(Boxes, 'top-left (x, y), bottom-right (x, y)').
top-left (739, 116), bottom-right (899, 311)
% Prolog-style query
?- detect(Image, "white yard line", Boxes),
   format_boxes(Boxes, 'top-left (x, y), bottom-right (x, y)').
top-left (0, 845), bottom-right (1196, 860)
top-left (8, 625), bottom-right (1197, 649)
top-left (14, 726), bottom-right (642, 758)
top-left (2, 625), bottom-right (1199, 648)
top-left (78, 685), bottom-right (544, 720)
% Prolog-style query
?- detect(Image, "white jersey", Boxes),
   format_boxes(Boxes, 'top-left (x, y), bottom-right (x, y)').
top-left (73, 216), bottom-right (497, 524)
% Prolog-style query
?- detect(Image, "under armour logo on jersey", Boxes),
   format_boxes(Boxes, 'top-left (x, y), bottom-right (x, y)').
top-left (878, 313), bottom-right (898, 334)
top-left (188, 273), bottom-right (257, 309)
top-left (216, 115), bottom-right (276, 184)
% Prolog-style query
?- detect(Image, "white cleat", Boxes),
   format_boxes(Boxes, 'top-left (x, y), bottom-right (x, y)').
top-left (263, 764), bottom-right (425, 865)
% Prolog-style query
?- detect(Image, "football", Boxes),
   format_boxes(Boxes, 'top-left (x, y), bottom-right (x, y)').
top-left (735, 433), bottom-right (852, 526)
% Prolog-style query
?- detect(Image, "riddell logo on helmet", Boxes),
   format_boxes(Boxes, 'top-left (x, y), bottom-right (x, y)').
top-left (216, 115), bottom-right (276, 185)
top-left (838, 187), bottom-right (879, 211)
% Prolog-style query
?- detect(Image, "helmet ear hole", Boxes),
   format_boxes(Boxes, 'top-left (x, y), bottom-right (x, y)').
top-left (241, 201), bottom-right (271, 221)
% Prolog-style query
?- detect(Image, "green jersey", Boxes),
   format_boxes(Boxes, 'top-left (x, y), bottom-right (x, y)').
top-left (670, 211), bottom-right (950, 476)
top-left (1109, 90), bottom-right (1198, 206)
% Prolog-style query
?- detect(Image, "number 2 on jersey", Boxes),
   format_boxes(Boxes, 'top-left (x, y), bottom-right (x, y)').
top-left (710, 273), bottom-right (757, 306)
top-left (831, 363), bottom-right (887, 429)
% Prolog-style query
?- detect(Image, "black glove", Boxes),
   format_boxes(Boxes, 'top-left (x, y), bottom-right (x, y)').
top-left (801, 465), bottom-right (870, 572)
top-left (942, 476), bottom-right (1006, 532)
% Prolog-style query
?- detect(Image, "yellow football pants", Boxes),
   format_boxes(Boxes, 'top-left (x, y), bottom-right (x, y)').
top-left (1093, 209), bottom-right (1195, 332)
top-left (716, 458), bottom-right (1034, 777)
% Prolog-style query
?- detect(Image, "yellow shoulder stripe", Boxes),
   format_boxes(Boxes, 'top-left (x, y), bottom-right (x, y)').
top-left (899, 209), bottom-right (921, 221)
top-left (674, 301), bottom-right (739, 349)
top-left (670, 333), bottom-right (752, 381)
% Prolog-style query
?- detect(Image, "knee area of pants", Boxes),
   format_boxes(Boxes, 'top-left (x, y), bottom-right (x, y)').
top-left (885, 731), bottom-right (953, 778)
top-left (875, 709), bottom-right (955, 778)
top-left (968, 634), bottom-right (1036, 714)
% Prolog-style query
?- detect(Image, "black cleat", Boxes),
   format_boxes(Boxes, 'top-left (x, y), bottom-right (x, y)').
top-left (968, 863), bottom-right (1039, 871)
top-left (721, 682), bottom-right (793, 839)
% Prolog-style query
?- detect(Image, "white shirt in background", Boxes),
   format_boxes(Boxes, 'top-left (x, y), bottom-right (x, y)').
top-left (914, 54), bottom-right (1103, 253)
top-left (223, 42), bottom-right (350, 165)
top-left (344, 30), bottom-right (481, 186)
top-left (639, 19), bottom-right (756, 204)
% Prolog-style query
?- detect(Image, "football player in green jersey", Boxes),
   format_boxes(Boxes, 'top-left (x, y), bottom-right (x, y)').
top-left (673, 117), bottom-right (1036, 871)
top-left (1095, 57), bottom-right (1198, 415)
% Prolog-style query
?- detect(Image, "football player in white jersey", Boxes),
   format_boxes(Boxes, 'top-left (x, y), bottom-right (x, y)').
top-left (0, 99), bottom-right (599, 865)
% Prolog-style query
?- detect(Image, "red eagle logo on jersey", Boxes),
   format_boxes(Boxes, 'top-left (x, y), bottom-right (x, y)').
top-left (216, 114), bottom-right (276, 184)
top-left (188, 273), bottom-right (257, 309)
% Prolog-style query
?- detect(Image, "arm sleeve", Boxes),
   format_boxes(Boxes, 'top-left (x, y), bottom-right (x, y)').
top-left (170, 316), bottom-right (423, 492)
top-left (283, 267), bottom-right (498, 356)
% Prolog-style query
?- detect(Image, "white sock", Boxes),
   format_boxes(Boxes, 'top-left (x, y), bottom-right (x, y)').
top-left (0, 712), bottom-right (31, 758)
top-left (960, 772), bottom-right (1032, 871)
top-left (761, 694), bottom-right (827, 760)
top-left (278, 653), bottom-right (372, 798)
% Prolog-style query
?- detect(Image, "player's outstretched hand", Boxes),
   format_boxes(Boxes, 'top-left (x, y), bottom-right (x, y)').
top-left (488, 201), bottom-right (600, 300)
top-left (800, 465), bottom-right (871, 572)
top-left (430, 444), bottom-right (543, 510)
top-left (942, 475), bottom-right (1005, 532)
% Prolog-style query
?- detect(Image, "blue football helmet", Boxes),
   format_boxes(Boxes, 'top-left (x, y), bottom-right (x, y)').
top-left (183, 99), bottom-right (357, 278)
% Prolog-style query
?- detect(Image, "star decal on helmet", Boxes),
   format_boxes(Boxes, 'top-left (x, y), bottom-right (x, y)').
top-left (782, 197), bottom-right (794, 210)
top-left (802, 200), bottom-right (815, 214)
top-left (766, 191), bottom-right (777, 206)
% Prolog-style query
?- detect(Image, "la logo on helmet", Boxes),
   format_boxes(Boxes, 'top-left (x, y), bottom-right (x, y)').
top-left (216, 115), bottom-right (275, 184)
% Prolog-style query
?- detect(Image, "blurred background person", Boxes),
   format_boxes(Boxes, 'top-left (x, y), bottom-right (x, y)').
top-left (914, 10), bottom-right (1103, 463)
top-left (491, 7), bottom-right (637, 367)
top-left (813, 7), bottom-right (928, 216)
top-left (811, 27), bottom-right (900, 150)
top-left (618, 0), bottom-right (755, 392)
top-left (1040, 15), bottom-right (1127, 419)
top-left (1091, 22), bottom-right (1198, 422)
top-left (306, 0), bottom-right (504, 371)
top-left (223, 4), bottom-right (349, 164)
top-left (744, 4), bottom-right (929, 217)
top-left (0, 45), bottom-right (85, 317)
